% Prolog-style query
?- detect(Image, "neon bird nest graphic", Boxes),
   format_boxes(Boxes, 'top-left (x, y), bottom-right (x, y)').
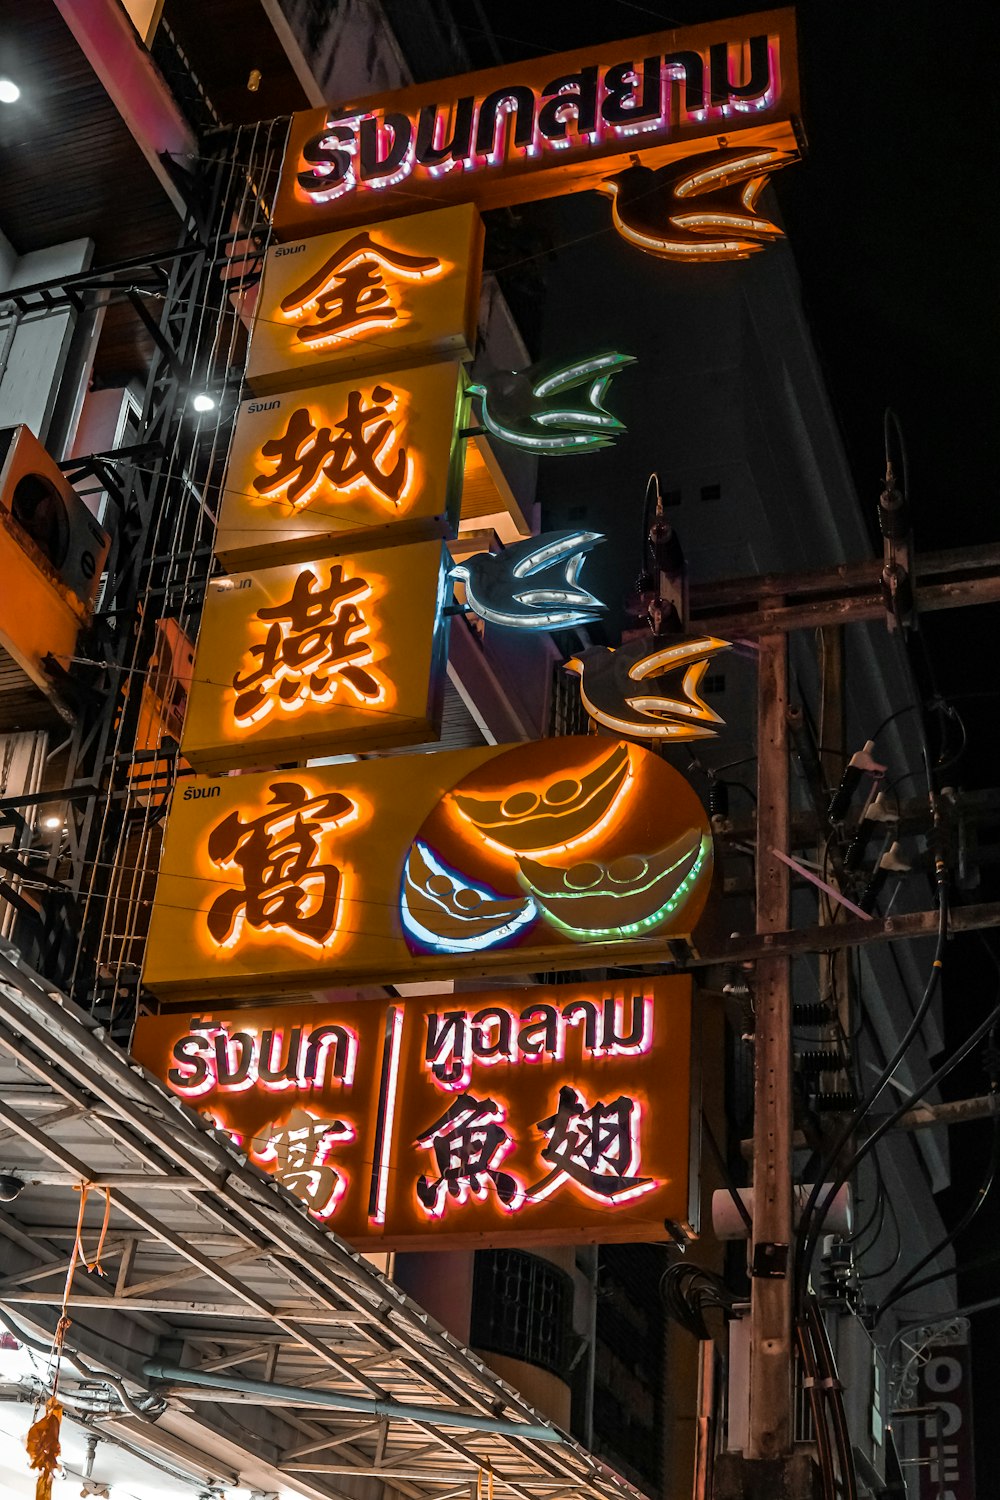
top-left (400, 737), bottom-right (713, 957)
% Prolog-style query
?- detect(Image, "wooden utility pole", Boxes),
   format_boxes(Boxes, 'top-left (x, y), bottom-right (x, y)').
top-left (748, 631), bottom-right (794, 1459)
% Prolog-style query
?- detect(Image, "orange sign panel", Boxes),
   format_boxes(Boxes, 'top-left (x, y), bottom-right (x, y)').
top-left (143, 736), bottom-right (713, 998)
top-left (215, 361), bottom-right (467, 572)
top-left (180, 540), bottom-right (449, 772)
top-left (247, 203), bottom-right (483, 391)
top-left (273, 10), bottom-right (800, 239)
top-left (131, 977), bottom-right (697, 1248)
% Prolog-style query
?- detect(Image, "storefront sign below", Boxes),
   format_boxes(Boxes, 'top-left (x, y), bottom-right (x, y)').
top-left (273, 10), bottom-right (800, 238)
top-left (181, 539), bottom-right (449, 771)
top-left (143, 736), bottom-right (714, 997)
top-left (132, 977), bottom-right (697, 1249)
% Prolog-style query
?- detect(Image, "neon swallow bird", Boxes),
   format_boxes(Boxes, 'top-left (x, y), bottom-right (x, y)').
top-left (600, 147), bottom-right (796, 263)
top-left (466, 353), bottom-right (635, 454)
top-left (451, 529), bottom-right (608, 631)
top-left (565, 635), bottom-right (732, 741)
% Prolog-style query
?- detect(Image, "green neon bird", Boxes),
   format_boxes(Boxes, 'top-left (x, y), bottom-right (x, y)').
top-left (466, 352), bottom-right (636, 455)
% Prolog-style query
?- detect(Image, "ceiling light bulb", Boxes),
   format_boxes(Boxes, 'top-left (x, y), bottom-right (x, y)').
top-left (42, 815), bottom-right (63, 830)
top-left (192, 392), bottom-right (216, 413)
top-left (0, 80), bottom-right (20, 104)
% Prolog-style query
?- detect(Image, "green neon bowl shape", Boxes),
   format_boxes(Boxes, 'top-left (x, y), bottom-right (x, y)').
top-left (524, 836), bottom-right (709, 940)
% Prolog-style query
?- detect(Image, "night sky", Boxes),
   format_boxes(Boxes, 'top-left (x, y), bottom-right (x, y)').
top-left (468, 0), bottom-right (1000, 1474)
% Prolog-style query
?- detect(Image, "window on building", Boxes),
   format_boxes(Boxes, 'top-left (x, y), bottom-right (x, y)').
top-left (470, 1249), bottom-right (573, 1378)
top-left (700, 483), bottom-right (722, 502)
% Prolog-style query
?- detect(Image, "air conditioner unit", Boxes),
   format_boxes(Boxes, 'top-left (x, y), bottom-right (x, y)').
top-left (0, 425), bottom-right (110, 611)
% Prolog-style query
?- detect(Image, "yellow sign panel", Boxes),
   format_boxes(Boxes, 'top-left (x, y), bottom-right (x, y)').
top-left (215, 361), bottom-right (467, 572)
top-left (246, 203), bottom-right (483, 392)
top-left (181, 540), bottom-right (449, 772)
top-left (143, 736), bottom-right (714, 998)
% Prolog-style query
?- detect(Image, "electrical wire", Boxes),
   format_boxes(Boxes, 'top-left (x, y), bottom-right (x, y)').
top-left (885, 1241), bottom-right (1000, 1306)
top-left (808, 1296), bottom-right (858, 1500)
top-left (872, 1116), bottom-right (1000, 1321)
top-left (659, 1262), bottom-right (740, 1340)
top-left (794, 877), bottom-right (948, 1309)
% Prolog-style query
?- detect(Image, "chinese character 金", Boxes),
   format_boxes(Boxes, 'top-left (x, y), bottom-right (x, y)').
top-left (252, 1106), bottom-right (355, 1219)
top-left (280, 231), bottom-right (442, 346)
top-left (415, 1093), bottom-right (524, 1215)
top-left (253, 388), bottom-right (408, 510)
top-left (206, 780), bottom-right (355, 948)
top-left (527, 1085), bottom-right (655, 1204)
top-left (232, 564), bottom-right (383, 724)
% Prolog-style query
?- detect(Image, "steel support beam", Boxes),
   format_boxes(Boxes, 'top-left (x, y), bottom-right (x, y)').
top-left (689, 543), bottom-right (1000, 636)
top-left (694, 898), bottom-right (1000, 966)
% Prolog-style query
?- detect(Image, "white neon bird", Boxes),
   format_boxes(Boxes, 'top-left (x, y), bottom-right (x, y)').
top-left (451, 530), bottom-right (607, 631)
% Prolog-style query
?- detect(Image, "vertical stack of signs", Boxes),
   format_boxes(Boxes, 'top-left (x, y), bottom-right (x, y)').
top-left (148, 184), bottom-right (717, 995)
top-left (181, 202), bottom-right (485, 771)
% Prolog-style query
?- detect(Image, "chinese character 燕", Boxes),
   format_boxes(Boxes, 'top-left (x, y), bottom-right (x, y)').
top-left (253, 387), bottom-right (408, 510)
top-left (415, 1093), bottom-right (523, 1214)
top-left (280, 231), bottom-right (442, 346)
top-left (206, 780), bottom-right (355, 948)
top-left (252, 1106), bottom-right (355, 1218)
top-left (527, 1085), bottom-right (655, 1204)
top-left (232, 564), bottom-right (383, 724)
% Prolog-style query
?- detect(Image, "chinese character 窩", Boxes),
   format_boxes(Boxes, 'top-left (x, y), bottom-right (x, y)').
top-left (415, 1093), bottom-right (524, 1214)
top-left (206, 780), bottom-right (355, 948)
top-left (252, 1106), bottom-right (355, 1219)
top-left (279, 231), bottom-right (442, 346)
top-left (527, 1085), bottom-right (655, 1204)
top-left (253, 387), bottom-right (408, 510)
top-left (232, 564), bottom-right (383, 724)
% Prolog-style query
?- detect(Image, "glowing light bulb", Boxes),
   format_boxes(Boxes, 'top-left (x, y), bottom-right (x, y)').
top-left (192, 392), bottom-right (216, 413)
top-left (0, 80), bottom-right (20, 104)
top-left (42, 816), bottom-right (62, 830)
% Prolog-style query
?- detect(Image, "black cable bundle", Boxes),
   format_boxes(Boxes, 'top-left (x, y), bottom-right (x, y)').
top-left (659, 1262), bottom-right (741, 1340)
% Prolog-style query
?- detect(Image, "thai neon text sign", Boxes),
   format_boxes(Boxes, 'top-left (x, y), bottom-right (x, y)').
top-left (273, 10), bottom-right (800, 237)
top-left (132, 977), bottom-right (696, 1248)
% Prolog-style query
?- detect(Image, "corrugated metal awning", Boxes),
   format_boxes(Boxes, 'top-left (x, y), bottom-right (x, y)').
top-left (0, 940), bottom-right (648, 1500)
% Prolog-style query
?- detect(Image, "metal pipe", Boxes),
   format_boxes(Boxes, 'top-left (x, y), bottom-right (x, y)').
top-left (142, 1362), bottom-right (564, 1442)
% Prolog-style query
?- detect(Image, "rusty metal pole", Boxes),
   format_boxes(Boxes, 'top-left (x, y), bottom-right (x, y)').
top-left (748, 631), bottom-right (793, 1459)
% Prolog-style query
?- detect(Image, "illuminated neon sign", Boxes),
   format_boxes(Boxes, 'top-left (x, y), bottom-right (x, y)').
top-left (247, 205), bottom-right (484, 394)
top-left (273, 12), bottom-right (800, 237)
top-left (467, 354), bottom-right (634, 455)
top-left (231, 562), bottom-right (386, 727)
top-left (601, 146), bottom-right (794, 262)
top-left (217, 363), bottom-right (467, 573)
top-left (167, 1018), bottom-right (358, 1097)
top-left (132, 977), bottom-right (697, 1249)
top-left (277, 231), bottom-right (444, 349)
top-left (424, 992), bottom-right (652, 1088)
top-left (451, 529), bottom-right (607, 631)
top-left (144, 737), bottom-right (714, 996)
top-left (565, 634), bottom-right (732, 740)
top-left (180, 540), bottom-right (450, 772)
